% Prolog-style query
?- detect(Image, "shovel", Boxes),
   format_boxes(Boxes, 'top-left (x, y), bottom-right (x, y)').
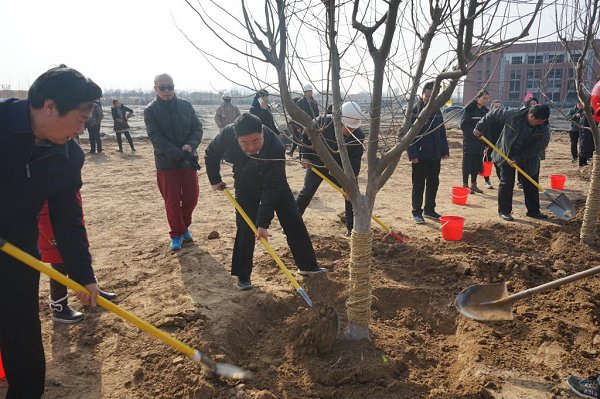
top-left (222, 188), bottom-right (313, 307)
top-left (455, 264), bottom-right (600, 321)
top-left (309, 166), bottom-right (407, 243)
top-left (0, 237), bottom-right (250, 379)
top-left (479, 135), bottom-right (575, 220)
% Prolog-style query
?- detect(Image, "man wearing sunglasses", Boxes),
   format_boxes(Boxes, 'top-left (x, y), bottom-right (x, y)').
top-left (144, 74), bottom-right (203, 250)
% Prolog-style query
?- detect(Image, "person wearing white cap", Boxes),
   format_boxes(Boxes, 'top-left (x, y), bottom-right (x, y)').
top-left (214, 91), bottom-right (241, 132)
top-left (288, 84), bottom-right (319, 156)
top-left (296, 101), bottom-right (365, 237)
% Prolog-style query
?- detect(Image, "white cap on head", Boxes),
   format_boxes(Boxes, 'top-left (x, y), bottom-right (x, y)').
top-left (341, 101), bottom-right (364, 129)
top-left (303, 84), bottom-right (313, 92)
top-left (222, 91), bottom-right (231, 98)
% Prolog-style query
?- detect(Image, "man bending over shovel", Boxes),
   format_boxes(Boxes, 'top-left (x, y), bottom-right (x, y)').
top-left (473, 104), bottom-right (551, 222)
top-left (205, 113), bottom-right (326, 290)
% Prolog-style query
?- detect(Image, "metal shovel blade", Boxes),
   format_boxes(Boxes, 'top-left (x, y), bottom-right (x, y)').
top-left (455, 282), bottom-right (514, 321)
top-left (544, 192), bottom-right (576, 221)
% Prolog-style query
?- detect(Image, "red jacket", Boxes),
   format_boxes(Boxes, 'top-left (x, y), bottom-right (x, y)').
top-left (38, 192), bottom-right (88, 263)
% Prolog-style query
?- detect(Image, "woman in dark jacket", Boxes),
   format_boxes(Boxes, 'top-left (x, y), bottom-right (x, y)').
top-left (111, 99), bottom-right (136, 152)
top-left (460, 89), bottom-right (489, 193)
top-left (578, 113), bottom-right (596, 166)
top-left (249, 89), bottom-right (279, 135)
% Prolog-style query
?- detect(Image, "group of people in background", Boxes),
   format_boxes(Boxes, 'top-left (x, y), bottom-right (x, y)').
top-left (567, 101), bottom-right (595, 167)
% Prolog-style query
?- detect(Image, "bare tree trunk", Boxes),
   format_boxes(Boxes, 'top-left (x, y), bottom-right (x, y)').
top-left (581, 155), bottom-right (600, 244)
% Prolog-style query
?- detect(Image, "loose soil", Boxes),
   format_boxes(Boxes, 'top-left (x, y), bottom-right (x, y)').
top-left (1, 125), bottom-right (598, 398)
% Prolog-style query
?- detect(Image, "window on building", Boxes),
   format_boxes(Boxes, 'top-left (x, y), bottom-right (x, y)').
top-left (526, 69), bottom-right (541, 91)
top-left (527, 55), bottom-right (543, 64)
top-left (549, 54), bottom-right (565, 64)
top-left (571, 53), bottom-right (582, 63)
top-left (511, 56), bottom-right (522, 64)
top-left (547, 69), bottom-right (563, 103)
top-left (508, 70), bottom-right (521, 101)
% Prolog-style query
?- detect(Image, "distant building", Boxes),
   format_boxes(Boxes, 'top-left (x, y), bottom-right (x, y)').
top-left (463, 40), bottom-right (600, 107)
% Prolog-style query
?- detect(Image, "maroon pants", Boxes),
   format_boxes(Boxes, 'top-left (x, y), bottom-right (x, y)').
top-left (156, 169), bottom-right (199, 237)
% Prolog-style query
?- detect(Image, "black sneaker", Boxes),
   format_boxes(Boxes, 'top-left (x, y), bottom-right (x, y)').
top-left (423, 211), bottom-right (441, 221)
top-left (236, 277), bottom-right (253, 290)
top-left (499, 213), bottom-right (514, 221)
top-left (470, 184), bottom-right (483, 194)
top-left (99, 290), bottom-right (117, 302)
top-left (52, 305), bottom-right (85, 324)
top-left (298, 267), bottom-right (327, 276)
top-left (526, 212), bottom-right (548, 220)
top-left (567, 375), bottom-right (600, 398)
top-left (413, 214), bottom-right (425, 224)
top-left (343, 229), bottom-right (352, 238)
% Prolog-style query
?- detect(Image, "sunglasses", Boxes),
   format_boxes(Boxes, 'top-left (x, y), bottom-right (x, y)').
top-left (157, 85), bottom-right (174, 92)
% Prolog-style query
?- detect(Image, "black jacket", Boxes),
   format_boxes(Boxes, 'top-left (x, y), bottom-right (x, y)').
top-left (407, 101), bottom-right (449, 161)
top-left (111, 104), bottom-right (133, 132)
top-left (205, 125), bottom-right (289, 229)
top-left (296, 96), bottom-right (319, 119)
top-left (249, 97), bottom-right (278, 134)
top-left (0, 99), bottom-right (96, 285)
top-left (460, 102), bottom-right (488, 155)
top-left (144, 96), bottom-right (203, 170)
top-left (299, 116), bottom-right (365, 176)
top-left (475, 108), bottom-right (550, 175)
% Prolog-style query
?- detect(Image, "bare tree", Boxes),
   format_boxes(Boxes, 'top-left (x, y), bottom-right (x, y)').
top-left (184, 0), bottom-right (543, 339)
top-left (556, 0), bottom-right (600, 244)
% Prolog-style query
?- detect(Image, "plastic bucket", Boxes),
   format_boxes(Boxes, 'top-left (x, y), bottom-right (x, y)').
top-left (0, 350), bottom-right (5, 379)
top-left (451, 186), bottom-right (470, 205)
top-left (440, 216), bottom-right (465, 241)
top-left (549, 174), bottom-right (566, 190)
top-left (479, 161), bottom-right (493, 177)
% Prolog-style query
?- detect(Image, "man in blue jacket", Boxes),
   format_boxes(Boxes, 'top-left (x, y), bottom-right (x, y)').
top-left (144, 74), bottom-right (203, 250)
top-left (407, 81), bottom-right (450, 224)
top-left (205, 113), bottom-right (325, 290)
top-left (0, 65), bottom-right (101, 398)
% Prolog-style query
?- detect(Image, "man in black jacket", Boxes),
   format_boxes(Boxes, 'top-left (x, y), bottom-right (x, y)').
top-left (407, 81), bottom-right (450, 224)
top-left (296, 101), bottom-right (365, 237)
top-left (0, 65), bottom-right (101, 398)
top-left (144, 74), bottom-right (203, 251)
top-left (473, 104), bottom-right (551, 221)
top-left (205, 113), bottom-right (325, 290)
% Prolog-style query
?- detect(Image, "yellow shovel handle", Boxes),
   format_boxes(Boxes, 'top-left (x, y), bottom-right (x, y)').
top-left (0, 239), bottom-right (200, 362)
top-left (309, 166), bottom-right (392, 233)
top-left (222, 189), bottom-right (302, 291)
top-left (479, 135), bottom-right (543, 192)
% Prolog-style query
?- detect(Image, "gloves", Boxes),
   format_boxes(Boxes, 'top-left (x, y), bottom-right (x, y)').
top-left (180, 152), bottom-right (201, 171)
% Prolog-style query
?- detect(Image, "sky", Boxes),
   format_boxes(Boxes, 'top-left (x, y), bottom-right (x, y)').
top-left (0, 0), bottom-right (558, 94)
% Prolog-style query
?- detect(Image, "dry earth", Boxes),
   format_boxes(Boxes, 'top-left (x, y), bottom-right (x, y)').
top-left (1, 120), bottom-right (599, 398)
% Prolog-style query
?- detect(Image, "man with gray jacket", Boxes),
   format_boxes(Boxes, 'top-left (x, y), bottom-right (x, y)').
top-left (144, 73), bottom-right (203, 250)
top-left (473, 104), bottom-right (551, 221)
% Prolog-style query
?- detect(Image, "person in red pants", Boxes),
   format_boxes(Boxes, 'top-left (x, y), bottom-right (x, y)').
top-left (38, 193), bottom-right (117, 323)
top-left (144, 73), bottom-right (203, 251)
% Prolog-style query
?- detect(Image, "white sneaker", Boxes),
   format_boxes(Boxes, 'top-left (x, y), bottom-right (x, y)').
top-left (484, 181), bottom-right (494, 189)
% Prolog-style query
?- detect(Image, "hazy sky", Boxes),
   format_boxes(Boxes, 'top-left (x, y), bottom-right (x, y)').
top-left (1, 0), bottom-right (558, 94)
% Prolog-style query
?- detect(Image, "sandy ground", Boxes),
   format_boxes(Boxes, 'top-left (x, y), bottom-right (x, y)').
top-left (1, 121), bottom-right (599, 398)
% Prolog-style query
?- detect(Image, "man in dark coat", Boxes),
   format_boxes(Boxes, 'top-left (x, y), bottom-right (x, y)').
top-left (296, 101), bottom-right (365, 237)
top-left (85, 100), bottom-right (104, 153)
top-left (407, 81), bottom-right (450, 224)
top-left (144, 73), bottom-right (203, 251)
top-left (566, 102), bottom-right (584, 163)
top-left (473, 104), bottom-right (551, 221)
top-left (205, 113), bottom-right (325, 290)
top-left (249, 89), bottom-right (279, 135)
top-left (0, 65), bottom-right (101, 398)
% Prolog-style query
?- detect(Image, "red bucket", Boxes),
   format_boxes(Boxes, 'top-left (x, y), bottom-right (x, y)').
top-left (549, 174), bottom-right (566, 190)
top-left (451, 186), bottom-right (470, 205)
top-left (479, 161), bottom-right (493, 177)
top-left (0, 350), bottom-right (5, 379)
top-left (440, 216), bottom-right (464, 241)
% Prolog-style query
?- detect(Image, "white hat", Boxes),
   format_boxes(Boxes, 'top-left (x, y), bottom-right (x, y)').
top-left (222, 91), bottom-right (231, 98)
top-left (303, 84), bottom-right (313, 92)
top-left (341, 101), bottom-right (364, 129)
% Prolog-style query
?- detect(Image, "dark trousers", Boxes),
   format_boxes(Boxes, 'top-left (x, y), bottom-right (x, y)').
top-left (157, 169), bottom-right (199, 237)
top-left (462, 153), bottom-right (482, 186)
top-left (498, 162), bottom-right (540, 215)
top-left (411, 159), bottom-right (441, 215)
top-left (116, 130), bottom-right (135, 151)
top-left (484, 148), bottom-right (501, 182)
top-left (0, 254), bottom-right (46, 398)
top-left (88, 125), bottom-right (102, 153)
top-left (296, 167), bottom-right (354, 232)
top-left (50, 263), bottom-right (69, 303)
top-left (233, 188), bottom-right (318, 279)
top-left (568, 130), bottom-right (579, 160)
